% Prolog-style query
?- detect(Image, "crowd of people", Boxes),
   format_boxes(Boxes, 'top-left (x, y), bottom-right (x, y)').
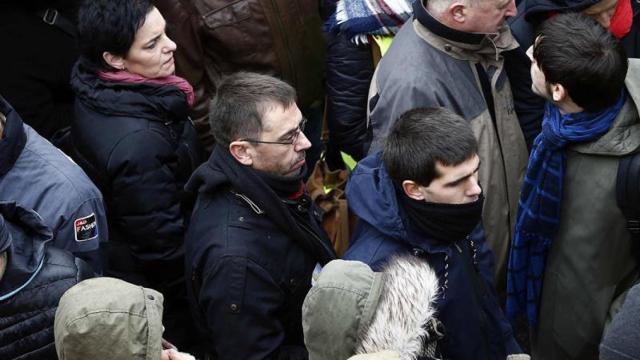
top-left (1, 0), bottom-right (640, 359)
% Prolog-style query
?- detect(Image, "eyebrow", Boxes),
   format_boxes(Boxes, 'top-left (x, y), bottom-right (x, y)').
top-left (143, 23), bottom-right (167, 47)
top-left (444, 161), bottom-right (481, 187)
top-left (497, 0), bottom-right (511, 9)
top-left (276, 117), bottom-right (304, 140)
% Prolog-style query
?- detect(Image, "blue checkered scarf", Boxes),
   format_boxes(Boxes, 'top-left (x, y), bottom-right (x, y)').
top-left (325, 0), bottom-right (414, 43)
top-left (506, 93), bottom-right (625, 325)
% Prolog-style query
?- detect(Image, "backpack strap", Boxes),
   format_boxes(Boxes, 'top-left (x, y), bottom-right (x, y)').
top-left (616, 151), bottom-right (640, 239)
top-left (37, 8), bottom-right (77, 38)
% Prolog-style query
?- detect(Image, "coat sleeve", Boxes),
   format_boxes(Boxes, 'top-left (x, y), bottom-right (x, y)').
top-left (106, 130), bottom-right (186, 284)
top-left (325, 31), bottom-right (375, 161)
top-left (198, 255), bottom-right (307, 360)
top-left (55, 197), bottom-right (108, 274)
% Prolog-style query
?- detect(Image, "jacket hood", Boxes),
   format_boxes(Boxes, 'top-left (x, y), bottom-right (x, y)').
top-left (0, 201), bottom-right (52, 301)
top-left (346, 152), bottom-right (407, 241)
top-left (523, 0), bottom-right (600, 22)
top-left (571, 59), bottom-right (640, 156)
top-left (185, 147), bottom-right (230, 195)
top-left (303, 256), bottom-right (439, 360)
top-left (70, 60), bottom-right (189, 123)
top-left (54, 277), bottom-right (164, 360)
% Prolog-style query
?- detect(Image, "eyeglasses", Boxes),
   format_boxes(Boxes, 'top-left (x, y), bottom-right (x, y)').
top-left (239, 117), bottom-right (307, 145)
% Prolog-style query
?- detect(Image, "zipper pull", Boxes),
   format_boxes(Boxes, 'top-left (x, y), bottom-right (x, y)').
top-left (454, 243), bottom-right (462, 253)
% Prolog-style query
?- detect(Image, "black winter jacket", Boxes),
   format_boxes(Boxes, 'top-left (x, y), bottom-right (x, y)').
top-left (325, 31), bottom-right (374, 161)
top-left (0, 202), bottom-right (94, 360)
top-left (70, 61), bottom-right (202, 288)
top-left (184, 147), bottom-right (335, 360)
top-left (506, 0), bottom-right (640, 148)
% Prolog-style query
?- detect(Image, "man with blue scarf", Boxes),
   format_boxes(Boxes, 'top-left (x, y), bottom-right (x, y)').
top-left (506, 13), bottom-right (640, 359)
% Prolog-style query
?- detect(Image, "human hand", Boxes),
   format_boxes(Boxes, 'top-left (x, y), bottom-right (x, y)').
top-left (160, 349), bottom-right (196, 360)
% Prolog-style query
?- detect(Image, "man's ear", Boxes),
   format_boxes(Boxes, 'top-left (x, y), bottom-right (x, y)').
top-left (402, 180), bottom-right (426, 201)
top-left (551, 83), bottom-right (567, 102)
top-left (229, 141), bottom-right (253, 166)
top-left (449, 2), bottom-right (467, 24)
top-left (102, 51), bottom-right (126, 70)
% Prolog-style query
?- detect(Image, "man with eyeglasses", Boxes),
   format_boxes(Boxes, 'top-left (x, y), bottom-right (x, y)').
top-left (183, 72), bottom-right (336, 360)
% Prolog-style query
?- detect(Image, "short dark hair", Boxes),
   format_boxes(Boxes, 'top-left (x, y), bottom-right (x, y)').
top-left (209, 72), bottom-right (297, 148)
top-left (533, 13), bottom-right (627, 112)
top-left (77, 0), bottom-right (154, 71)
top-left (383, 107), bottom-right (478, 186)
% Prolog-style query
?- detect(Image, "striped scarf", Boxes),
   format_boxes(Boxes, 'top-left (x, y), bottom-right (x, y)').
top-left (325, 0), bottom-right (414, 43)
top-left (506, 93), bottom-right (625, 324)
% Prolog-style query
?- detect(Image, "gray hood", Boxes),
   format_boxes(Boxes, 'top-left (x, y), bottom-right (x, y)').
top-left (54, 277), bottom-right (164, 360)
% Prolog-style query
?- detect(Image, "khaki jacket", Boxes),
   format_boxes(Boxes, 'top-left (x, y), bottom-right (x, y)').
top-left (532, 59), bottom-right (640, 360)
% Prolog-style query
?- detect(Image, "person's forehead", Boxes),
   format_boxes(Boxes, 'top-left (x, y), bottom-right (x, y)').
top-left (134, 8), bottom-right (165, 42)
top-left (435, 155), bottom-right (479, 178)
top-left (260, 103), bottom-right (301, 133)
top-left (494, 0), bottom-right (512, 8)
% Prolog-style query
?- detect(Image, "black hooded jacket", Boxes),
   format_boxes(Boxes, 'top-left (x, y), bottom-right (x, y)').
top-left (184, 146), bottom-right (335, 360)
top-left (70, 61), bottom-right (202, 290)
top-left (0, 202), bottom-right (93, 360)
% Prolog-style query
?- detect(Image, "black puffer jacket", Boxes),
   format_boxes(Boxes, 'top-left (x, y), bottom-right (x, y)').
top-left (71, 60), bottom-right (202, 285)
top-left (506, 0), bottom-right (640, 148)
top-left (0, 201), bottom-right (94, 360)
top-left (184, 147), bottom-right (335, 359)
top-left (325, 31), bottom-right (374, 161)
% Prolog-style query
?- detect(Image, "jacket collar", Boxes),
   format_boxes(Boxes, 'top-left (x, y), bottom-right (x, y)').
top-left (71, 60), bottom-right (189, 124)
top-left (186, 146), bottom-right (336, 265)
top-left (412, 0), bottom-right (518, 62)
top-left (0, 96), bottom-right (27, 177)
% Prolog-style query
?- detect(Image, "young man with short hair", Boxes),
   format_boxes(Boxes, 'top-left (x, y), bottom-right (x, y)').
top-left (506, 13), bottom-right (640, 359)
top-left (184, 72), bottom-right (336, 360)
top-left (344, 107), bottom-right (523, 360)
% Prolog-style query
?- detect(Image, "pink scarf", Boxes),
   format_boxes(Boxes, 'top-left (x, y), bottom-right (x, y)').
top-left (98, 70), bottom-right (195, 107)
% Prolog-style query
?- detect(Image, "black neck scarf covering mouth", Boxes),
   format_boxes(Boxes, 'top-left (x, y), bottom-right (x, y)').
top-left (399, 189), bottom-right (485, 244)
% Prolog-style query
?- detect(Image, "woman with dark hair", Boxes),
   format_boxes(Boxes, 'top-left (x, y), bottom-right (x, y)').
top-left (70, 0), bottom-right (202, 350)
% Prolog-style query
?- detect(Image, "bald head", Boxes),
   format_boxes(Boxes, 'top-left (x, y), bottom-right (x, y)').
top-left (424, 0), bottom-right (517, 34)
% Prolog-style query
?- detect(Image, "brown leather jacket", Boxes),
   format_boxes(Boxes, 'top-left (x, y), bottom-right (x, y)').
top-left (154, 0), bottom-right (326, 151)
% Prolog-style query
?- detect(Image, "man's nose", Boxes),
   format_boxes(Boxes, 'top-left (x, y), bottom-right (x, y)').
top-left (295, 131), bottom-right (312, 151)
top-left (467, 179), bottom-right (482, 197)
top-left (505, 0), bottom-right (518, 17)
